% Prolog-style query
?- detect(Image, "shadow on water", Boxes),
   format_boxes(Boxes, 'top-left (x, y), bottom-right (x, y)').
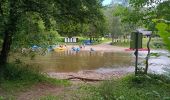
top-left (11, 50), bottom-right (133, 73)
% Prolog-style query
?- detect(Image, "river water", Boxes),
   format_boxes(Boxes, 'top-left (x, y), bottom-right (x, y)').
top-left (10, 49), bottom-right (170, 75)
top-left (138, 50), bottom-right (170, 74)
top-left (11, 50), bottom-right (133, 73)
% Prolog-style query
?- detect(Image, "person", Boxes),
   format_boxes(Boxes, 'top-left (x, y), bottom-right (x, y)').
top-left (72, 46), bottom-right (76, 51)
top-left (64, 44), bottom-right (67, 48)
top-left (83, 43), bottom-right (86, 48)
top-left (79, 45), bottom-right (83, 49)
top-left (76, 48), bottom-right (80, 52)
top-left (90, 48), bottom-right (94, 51)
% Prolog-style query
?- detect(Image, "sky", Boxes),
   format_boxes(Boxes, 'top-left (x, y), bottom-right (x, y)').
top-left (102, 0), bottom-right (112, 5)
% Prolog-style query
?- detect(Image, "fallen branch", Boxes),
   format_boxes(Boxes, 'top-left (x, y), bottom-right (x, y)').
top-left (65, 75), bottom-right (104, 82)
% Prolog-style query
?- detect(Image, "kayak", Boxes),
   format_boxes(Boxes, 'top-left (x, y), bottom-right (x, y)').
top-left (54, 47), bottom-right (67, 51)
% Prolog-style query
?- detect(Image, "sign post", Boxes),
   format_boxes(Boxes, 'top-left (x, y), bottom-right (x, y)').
top-left (130, 29), bottom-right (152, 75)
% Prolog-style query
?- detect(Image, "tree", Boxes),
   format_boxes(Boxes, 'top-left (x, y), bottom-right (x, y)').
top-left (11, 12), bottom-right (61, 49)
top-left (87, 17), bottom-right (106, 42)
top-left (0, 0), bottom-right (104, 64)
top-left (58, 21), bottom-right (83, 37)
top-left (104, 4), bottom-right (134, 43)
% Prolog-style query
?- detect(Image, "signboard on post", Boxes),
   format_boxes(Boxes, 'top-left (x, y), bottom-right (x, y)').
top-left (130, 32), bottom-right (143, 49)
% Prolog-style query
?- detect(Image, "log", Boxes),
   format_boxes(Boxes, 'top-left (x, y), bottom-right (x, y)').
top-left (65, 75), bottom-right (104, 82)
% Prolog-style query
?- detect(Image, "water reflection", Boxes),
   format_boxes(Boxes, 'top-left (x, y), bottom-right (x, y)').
top-left (19, 50), bottom-right (133, 72)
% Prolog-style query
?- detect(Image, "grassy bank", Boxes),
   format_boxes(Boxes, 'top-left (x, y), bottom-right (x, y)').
top-left (51, 74), bottom-right (170, 100)
top-left (0, 63), bottom-right (69, 99)
top-left (83, 74), bottom-right (170, 100)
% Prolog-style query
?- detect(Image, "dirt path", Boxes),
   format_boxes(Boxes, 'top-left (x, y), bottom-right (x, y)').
top-left (15, 83), bottom-right (64, 100)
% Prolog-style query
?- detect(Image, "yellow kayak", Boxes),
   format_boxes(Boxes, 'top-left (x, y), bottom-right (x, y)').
top-left (54, 47), bottom-right (67, 52)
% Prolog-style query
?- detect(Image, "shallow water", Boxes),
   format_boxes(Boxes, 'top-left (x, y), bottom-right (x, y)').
top-left (138, 50), bottom-right (170, 74)
top-left (13, 50), bottom-right (133, 72)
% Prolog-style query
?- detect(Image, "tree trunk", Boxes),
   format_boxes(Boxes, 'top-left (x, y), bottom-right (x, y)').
top-left (89, 34), bottom-right (92, 43)
top-left (144, 36), bottom-right (151, 74)
top-left (0, 30), bottom-right (13, 65)
top-left (0, 28), bottom-right (14, 81)
top-left (0, 1), bottom-right (17, 65)
top-left (0, 12), bottom-right (17, 81)
top-left (111, 34), bottom-right (114, 43)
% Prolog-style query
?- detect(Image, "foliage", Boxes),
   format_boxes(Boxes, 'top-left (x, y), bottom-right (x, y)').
top-left (12, 12), bottom-right (61, 48)
top-left (0, 96), bottom-right (4, 100)
top-left (58, 21), bottom-right (86, 37)
top-left (155, 22), bottom-right (170, 50)
top-left (128, 0), bottom-right (170, 50)
top-left (104, 5), bottom-right (123, 37)
top-left (103, 3), bottom-right (138, 44)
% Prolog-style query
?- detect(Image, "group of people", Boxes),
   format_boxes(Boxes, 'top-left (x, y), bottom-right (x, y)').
top-left (71, 44), bottom-right (94, 52)
top-left (71, 44), bottom-right (86, 52)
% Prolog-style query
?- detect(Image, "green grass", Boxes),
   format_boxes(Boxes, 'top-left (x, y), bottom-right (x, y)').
top-left (111, 37), bottom-right (166, 49)
top-left (100, 75), bottom-right (170, 100)
top-left (111, 41), bottom-right (130, 47)
top-left (0, 63), bottom-right (69, 93)
top-left (67, 74), bottom-right (170, 100)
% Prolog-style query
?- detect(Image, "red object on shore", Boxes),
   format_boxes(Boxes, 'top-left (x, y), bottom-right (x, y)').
top-left (125, 48), bottom-right (148, 51)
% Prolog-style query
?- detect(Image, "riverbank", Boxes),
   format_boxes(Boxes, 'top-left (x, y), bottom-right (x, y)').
top-left (2, 73), bottom-right (169, 100)
top-left (66, 42), bottom-right (127, 52)
top-left (48, 67), bottom-right (133, 84)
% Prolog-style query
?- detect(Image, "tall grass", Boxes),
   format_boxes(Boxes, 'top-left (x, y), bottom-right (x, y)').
top-left (72, 74), bottom-right (170, 100)
top-left (0, 63), bottom-right (69, 92)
